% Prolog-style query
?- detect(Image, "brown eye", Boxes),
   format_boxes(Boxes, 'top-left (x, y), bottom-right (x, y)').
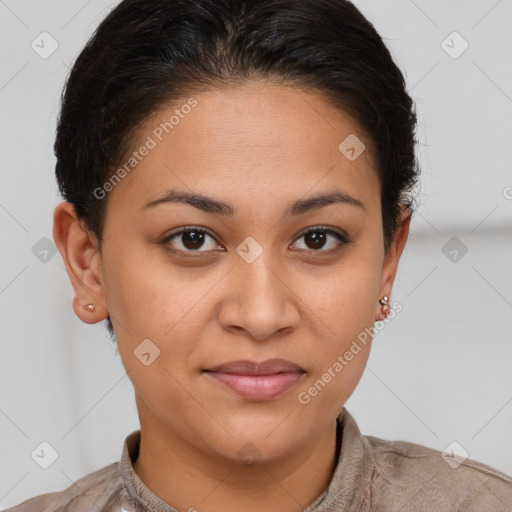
top-left (292, 227), bottom-right (350, 253)
top-left (163, 227), bottom-right (222, 253)
top-left (303, 231), bottom-right (328, 250)
top-left (181, 230), bottom-right (206, 250)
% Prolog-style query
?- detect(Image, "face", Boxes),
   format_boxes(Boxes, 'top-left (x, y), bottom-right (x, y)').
top-left (55, 81), bottom-right (410, 463)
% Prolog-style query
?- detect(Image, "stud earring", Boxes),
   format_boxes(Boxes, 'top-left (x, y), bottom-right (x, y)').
top-left (84, 303), bottom-right (95, 312)
top-left (378, 296), bottom-right (390, 319)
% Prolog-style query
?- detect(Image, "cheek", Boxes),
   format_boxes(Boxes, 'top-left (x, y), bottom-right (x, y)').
top-left (292, 246), bottom-right (381, 407)
top-left (101, 244), bottom-right (208, 336)
top-left (302, 247), bottom-right (382, 338)
top-left (101, 249), bottom-right (224, 377)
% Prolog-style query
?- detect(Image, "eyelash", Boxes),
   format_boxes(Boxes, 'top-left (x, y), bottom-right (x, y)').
top-left (161, 225), bottom-right (351, 256)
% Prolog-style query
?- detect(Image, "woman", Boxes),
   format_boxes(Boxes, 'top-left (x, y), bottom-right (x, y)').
top-left (7, 0), bottom-right (512, 510)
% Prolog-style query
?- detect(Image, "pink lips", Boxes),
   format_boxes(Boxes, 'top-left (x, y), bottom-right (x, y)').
top-left (203, 359), bottom-right (306, 401)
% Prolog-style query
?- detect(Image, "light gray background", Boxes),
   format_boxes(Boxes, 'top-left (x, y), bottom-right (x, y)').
top-left (1, 0), bottom-right (511, 508)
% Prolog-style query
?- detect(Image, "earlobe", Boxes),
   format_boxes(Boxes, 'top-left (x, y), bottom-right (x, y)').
top-left (52, 201), bottom-right (109, 325)
top-left (377, 296), bottom-right (390, 321)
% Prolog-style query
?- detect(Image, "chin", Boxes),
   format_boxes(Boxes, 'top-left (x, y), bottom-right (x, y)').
top-left (219, 421), bottom-right (308, 463)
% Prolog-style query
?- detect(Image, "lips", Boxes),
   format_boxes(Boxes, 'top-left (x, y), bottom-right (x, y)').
top-left (203, 359), bottom-right (306, 401)
top-left (206, 358), bottom-right (305, 375)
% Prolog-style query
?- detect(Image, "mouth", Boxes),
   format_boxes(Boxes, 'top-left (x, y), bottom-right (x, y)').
top-left (202, 359), bottom-right (306, 401)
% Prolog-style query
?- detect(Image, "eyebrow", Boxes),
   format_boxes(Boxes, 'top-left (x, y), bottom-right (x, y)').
top-left (143, 189), bottom-right (365, 216)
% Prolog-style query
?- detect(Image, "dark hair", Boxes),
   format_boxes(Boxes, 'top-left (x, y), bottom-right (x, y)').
top-left (54, 0), bottom-right (420, 341)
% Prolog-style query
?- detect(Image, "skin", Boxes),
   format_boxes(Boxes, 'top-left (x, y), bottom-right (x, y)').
top-left (53, 81), bottom-right (410, 512)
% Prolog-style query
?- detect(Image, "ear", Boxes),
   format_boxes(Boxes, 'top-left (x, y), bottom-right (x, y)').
top-left (52, 201), bottom-right (109, 324)
top-left (376, 205), bottom-right (411, 321)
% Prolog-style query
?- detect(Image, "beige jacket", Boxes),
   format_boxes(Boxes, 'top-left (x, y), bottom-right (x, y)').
top-left (6, 408), bottom-right (512, 511)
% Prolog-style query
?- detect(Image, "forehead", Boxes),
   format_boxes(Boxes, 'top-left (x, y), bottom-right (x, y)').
top-left (108, 81), bottom-right (380, 217)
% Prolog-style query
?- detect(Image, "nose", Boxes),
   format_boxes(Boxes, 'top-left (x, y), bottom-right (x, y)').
top-left (217, 254), bottom-right (301, 341)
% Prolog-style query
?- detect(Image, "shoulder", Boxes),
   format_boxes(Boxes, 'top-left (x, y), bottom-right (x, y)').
top-left (5, 462), bottom-right (123, 512)
top-left (366, 434), bottom-right (512, 511)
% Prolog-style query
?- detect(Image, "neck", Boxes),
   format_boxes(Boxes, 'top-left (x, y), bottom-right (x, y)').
top-left (132, 412), bottom-right (339, 512)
